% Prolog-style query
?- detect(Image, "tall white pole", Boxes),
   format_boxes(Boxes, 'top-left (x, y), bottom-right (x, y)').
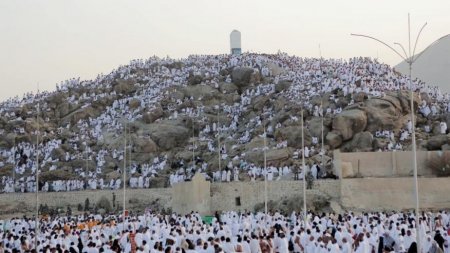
top-left (321, 103), bottom-right (324, 170)
top-left (349, 14), bottom-right (450, 252)
top-left (123, 124), bottom-right (127, 218)
top-left (192, 120), bottom-right (195, 172)
top-left (85, 141), bottom-right (88, 187)
top-left (263, 124), bottom-right (268, 217)
top-left (408, 14), bottom-right (421, 251)
top-left (35, 100), bottom-right (40, 249)
top-left (409, 60), bottom-right (421, 251)
top-left (217, 110), bottom-right (221, 176)
top-left (301, 110), bottom-right (307, 222)
top-left (13, 137), bottom-right (15, 186)
top-left (319, 53), bottom-right (325, 171)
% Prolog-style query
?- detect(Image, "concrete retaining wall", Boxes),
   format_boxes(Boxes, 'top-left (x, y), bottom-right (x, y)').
top-left (1, 176), bottom-right (450, 218)
top-left (335, 150), bottom-right (444, 177)
top-left (340, 177), bottom-right (450, 211)
top-left (210, 180), bottom-right (340, 213)
top-left (0, 188), bottom-right (171, 217)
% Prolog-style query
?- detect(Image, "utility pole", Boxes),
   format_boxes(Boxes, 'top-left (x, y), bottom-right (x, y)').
top-left (35, 94), bottom-right (40, 250)
top-left (123, 123), bottom-right (127, 219)
top-left (352, 14), bottom-right (448, 252)
top-left (263, 124), bottom-right (268, 217)
top-left (301, 110), bottom-right (307, 223)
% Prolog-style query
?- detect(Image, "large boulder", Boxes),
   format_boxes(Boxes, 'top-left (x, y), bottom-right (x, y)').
top-left (113, 79), bottom-right (135, 95)
top-left (332, 109), bottom-right (367, 141)
top-left (252, 96), bottom-right (270, 112)
top-left (275, 80), bottom-right (292, 93)
top-left (146, 123), bottom-right (190, 151)
top-left (427, 135), bottom-right (449, 150)
top-left (326, 131), bottom-right (342, 149)
top-left (187, 73), bottom-right (204, 85)
top-left (231, 67), bottom-right (260, 93)
top-left (353, 92), bottom-right (367, 103)
top-left (128, 98), bottom-right (141, 109)
top-left (343, 131), bottom-right (373, 152)
top-left (219, 82), bottom-right (238, 94)
top-left (182, 84), bottom-right (216, 100)
top-left (275, 126), bottom-right (311, 149)
top-left (308, 117), bottom-right (330, 140)
top-left (245, 148), bottom-right (290, 165)
top-left (143, 107), bottom-right (164, 124)
top-left (133, 137), bottom-right (158, 153)
top-left (50, 148), bottom-right (66, 161)
top-left (386, 90), bottom-right (420, 114)
top-left (266, 148), bottom-right (290, 162)
top-left (363, 98), bottom-right (401, 132)
top-left (56, 103), bottom-right (70, 118)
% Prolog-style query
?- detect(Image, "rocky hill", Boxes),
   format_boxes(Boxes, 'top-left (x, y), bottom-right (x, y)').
top-left (0, 53), bottom-right (449, 189)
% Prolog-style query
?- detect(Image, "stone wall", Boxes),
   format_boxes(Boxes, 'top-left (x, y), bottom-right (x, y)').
top-left (2, 176), bottom-right (450, 218)
top-left (340, 177), bottom-right (450, 211)
top-left (172, 174), bottom-right (211, 215)
top-left (335, 150), bottom-right (443, 178)
top-left (210, 180), bottom-right (340, 213)
top-left (0, 188), bottom-right (171, 218)
top-left (0, 179), bottom-right (340, 218)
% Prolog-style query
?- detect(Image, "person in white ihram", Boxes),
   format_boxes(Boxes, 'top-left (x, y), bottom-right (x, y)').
top-left (440, 121), bottom-right (447, 134)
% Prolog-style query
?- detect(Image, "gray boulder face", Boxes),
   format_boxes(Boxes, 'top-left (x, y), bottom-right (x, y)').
top-left (342, 131), bottom-right (374, 152)
top-left (146, 123), bottom-right (190, 151)
top-left (363, 98), bottom-right (401, 132)
top-left (187, 73), bottom-right (203, 86)
top-left (373, 138), bottom-right (390, 150)
top-left (113, 79), bottom-right (136, 95)
top-left (252, 96), bottom-right (270, 112)
top-left (275, 126), bottom-right (311, 149)
top-left (353, 92), bottom-right (367, 103)
top-left (387, 90), bottom-right (421, 114)
top-left (50, 148), bottom-right (66, 161)
top-left (308, 117), bottom-right (330, 140)
top-left (245, 148), bottom-right (290, 165)
top-left (332, 109), bottom-right (367, 141)
top-left (431, 121), bottom-right (442, 135)
top-left (326, 131), bottom-right (342, 149)
top-left (129, 98), bottom-right (141, 109)
top-left (427, 135), bottom-right (449, 150)
top-left (231, 67), bottom-right (260, 93)
top-left (181, 84), bottom-right (217, 100)
top-left (143, 107), bottom-right (164, 124)
top-left (444, 113), bottom-right (450, 131)
top-left (275, 80), bottom-right (292, 93)
top-left (219, 82), bottom-right (238, 94)
top-left (133, 137), bottom-right (158, 154)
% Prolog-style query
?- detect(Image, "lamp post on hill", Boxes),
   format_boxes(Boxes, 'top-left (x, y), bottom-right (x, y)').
top-left (352, 13), bottom-right (448, 252)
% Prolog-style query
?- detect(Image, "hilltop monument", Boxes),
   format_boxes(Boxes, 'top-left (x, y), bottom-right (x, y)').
top-left (230, 30), bottom-right (241, 55)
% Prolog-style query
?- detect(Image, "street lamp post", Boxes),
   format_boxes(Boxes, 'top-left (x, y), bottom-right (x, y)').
top-left (263, 124), bottom-right (268, 218)
top-left (301, 110), bottom-right (307, 223)
top-left (123, 123), bottom-right (127, 219)
top-left (352, 14), bottom-right (448, 252)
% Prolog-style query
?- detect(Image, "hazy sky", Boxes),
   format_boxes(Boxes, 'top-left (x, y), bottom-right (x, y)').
top-left (1, 0), bottom-right (449, 101)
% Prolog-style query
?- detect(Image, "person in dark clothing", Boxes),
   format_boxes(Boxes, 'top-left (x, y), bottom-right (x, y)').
top-left (407, 242), bottom-right (417, 253)
top-left (77, 238), bottom-right (83, 253)
top-left (434, 230), bottom-right (445, 250)
top-left (377, 236), bottom-right (384, 253)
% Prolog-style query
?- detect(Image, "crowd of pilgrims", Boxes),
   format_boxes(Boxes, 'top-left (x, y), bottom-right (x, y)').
top-left (0, 53), bottom-right (450, 193)
top-left (0, 210), bottom-right (449, 252)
